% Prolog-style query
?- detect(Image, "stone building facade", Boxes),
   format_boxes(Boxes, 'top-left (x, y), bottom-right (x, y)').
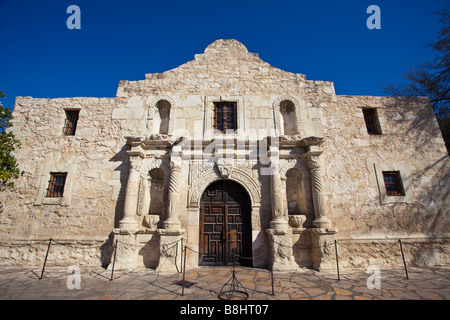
top-left (1, 39), bottom-right (449, 271)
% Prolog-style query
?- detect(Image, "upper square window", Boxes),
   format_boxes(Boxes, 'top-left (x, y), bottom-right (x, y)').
top-left (382, 171), bottom-right (405, 196)
top-left (64, 110), bottom-right (80, 136)
top-left (214, 102), bottom-right (237, 133)
top-left (362, 108), bottom-right (382, 135)
top-left (46, 172), bottom-right (68, 198)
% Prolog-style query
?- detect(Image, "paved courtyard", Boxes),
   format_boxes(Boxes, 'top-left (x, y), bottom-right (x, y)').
top-left (0, 265), bottom-right (448, 301)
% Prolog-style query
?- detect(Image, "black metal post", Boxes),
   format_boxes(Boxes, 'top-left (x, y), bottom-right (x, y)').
top-left (181, 246), bottom-right (187, 296)
top-left (270, 268), bottom-right (275, 296)
top-left (110, 239), bottom-right (118, 281)
top-left (334, 240), bottom-right (340, 281)
top-left (270, 241), bottom-right (275, 295)
top-left (39, 238), bottom-right (52, 280)
top-left (399, 239), bottom-right (409, 280)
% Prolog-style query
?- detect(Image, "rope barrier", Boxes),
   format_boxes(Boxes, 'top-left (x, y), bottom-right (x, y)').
top-left (337, 240), bottom-right (400, 254)
top-left (0, 235), bottom-right (448, 287)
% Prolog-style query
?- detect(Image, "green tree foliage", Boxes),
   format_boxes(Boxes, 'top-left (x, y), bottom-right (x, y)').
top-left (383, 7), bottom-right (449, 152)
top-left (0, 91), bottom-right (23, 190)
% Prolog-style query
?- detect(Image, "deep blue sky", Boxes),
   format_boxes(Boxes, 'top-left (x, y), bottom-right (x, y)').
top-left (0, 0), bottom-right (447, 110)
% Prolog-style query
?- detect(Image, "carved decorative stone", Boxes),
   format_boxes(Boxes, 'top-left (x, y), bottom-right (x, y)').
top-left (216, 158), bottom-right (233, 178)
top-left (119, 154), bottom-right (143, 231)
top-left (143, 215), bottom-right (160, 230)
top-left (188, 162), bottom-right (261, 207)
top-left (288, 215), bottom-right (307, 228)
top-left (156, 228), bottom-right (184, 273)
top-left (266, 228), bottom-right (297, 272)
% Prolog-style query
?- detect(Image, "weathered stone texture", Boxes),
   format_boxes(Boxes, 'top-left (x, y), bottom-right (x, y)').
top-left (0, 39), bottom-right (448, 269)
top-left (2, 97), bottom-right (120, 240)
top-left (322, 96), bottom-right (449, 240)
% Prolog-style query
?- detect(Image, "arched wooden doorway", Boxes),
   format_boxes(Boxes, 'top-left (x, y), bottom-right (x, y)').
top-left (199, 180), bottom-right (252, 266)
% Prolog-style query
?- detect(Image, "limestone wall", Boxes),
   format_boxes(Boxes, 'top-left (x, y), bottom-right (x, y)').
top-left (321, 95), bottom-right (450, 239)
top-left (1, 97), bottom-right (123, 241)
top-left (0, 39), bottom-right (448, 269)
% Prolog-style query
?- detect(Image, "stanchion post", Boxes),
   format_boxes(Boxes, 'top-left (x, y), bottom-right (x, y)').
top-left (110, 239), bottom-right (118, 281)
top-left (39, 238), bottom-right (53, 280)
top-left (399, 239), bottom-right (409, 280)
top-left (334, 240), bottom-right (340, 281)
top-left (270, 267), bottom-right (274, 296)
top-left (181, 245), bottom-right (187, 296)
top-left (270, 241), bottom-right (275, 295)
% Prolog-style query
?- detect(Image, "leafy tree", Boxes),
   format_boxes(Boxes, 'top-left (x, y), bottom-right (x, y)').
top-left (0, 91), bottom-right (23, 190)
top-left (383, 7), bottom-right (449, 152)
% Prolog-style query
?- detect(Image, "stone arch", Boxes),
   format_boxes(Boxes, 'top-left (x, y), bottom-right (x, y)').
top-left (136, 158), bottom-right (170, 218)
top-left (279, 158), bottom-right (309, 179)
top-left (148, 95), bottom-right (176, 109)
top-left (147, 96), bottom-right (176, 135)
top-left (140, 158), bottom-right (170, 181)
top-left (272, 96), bottom-right (301, 136)
top-left (279, 160), bottom-right (314, 226)
top-left (188, 166), bottom-right (261, 208)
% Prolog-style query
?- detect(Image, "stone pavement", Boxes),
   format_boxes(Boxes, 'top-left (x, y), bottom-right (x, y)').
top-left (0, 265), bottom-right (448, 300)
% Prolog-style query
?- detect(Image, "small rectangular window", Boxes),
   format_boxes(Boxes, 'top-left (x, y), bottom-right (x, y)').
top-left (214, 102), bottom-right (237, 133)
top-left (382, 171), bottom-right (405, 196)
top-left (64, 110), bottom-right (80, 136)
top-left (362, 108), bottom-right (382, 135)
top-left (46, 173), bottom-right (67, 198)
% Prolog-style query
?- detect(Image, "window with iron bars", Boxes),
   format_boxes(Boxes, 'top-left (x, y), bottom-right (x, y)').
top-left (214, 102), bottom-right (237, 133)
top-left (63, 110), bottom-right (80, 136)
top-left (382, 171), bottom-right (405, 196)
top-left (362, 108), bottom-right (382, 135)
top-left (46, 173), bottom-right (67, 198)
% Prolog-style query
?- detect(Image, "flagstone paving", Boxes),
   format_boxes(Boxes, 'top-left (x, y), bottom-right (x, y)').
top-left (0, 265), bottom-right (448, 300)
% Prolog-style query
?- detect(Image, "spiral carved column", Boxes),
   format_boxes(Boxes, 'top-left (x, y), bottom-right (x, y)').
top-left (266, 160), bottom-right (296, 271)
top-left (307, 152), bottom-right (332, 229)
top-left (163, 161), bottom-right (182, 230)
top-left (157, 159), bottom-right (184, 273)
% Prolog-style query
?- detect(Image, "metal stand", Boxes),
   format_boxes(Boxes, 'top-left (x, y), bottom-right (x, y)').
top-left (39, 238), bottom-right (52, 280)
top-left (335, 240), bottom-right (340, 281)
top-left (174, 246), bottom-right (196, 296)
top-left (110, 239), bottom-right (118, 281)
top-left (399, 239), bottom-right (409, 280)
top-left (218, 247), bottom-right (249, 300)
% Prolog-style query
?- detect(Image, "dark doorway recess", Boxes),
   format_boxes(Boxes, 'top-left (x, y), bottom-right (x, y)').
top-left (199, 180), bottom-right (252, 266)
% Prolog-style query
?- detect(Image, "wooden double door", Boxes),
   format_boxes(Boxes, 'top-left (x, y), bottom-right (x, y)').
top-left (199, 180), bottom-right (252, 266)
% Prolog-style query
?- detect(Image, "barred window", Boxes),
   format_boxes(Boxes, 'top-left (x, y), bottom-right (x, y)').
top-left (63, 110), bottom-right (79, 136)
top-left (214, 102), bottom-right (237, 133)
top-left (382, 171), bottom-right (405, 196)
top-left (362, 108), bottom-right (382, 135)
top-left (46, 173), bottom-right (67, 198)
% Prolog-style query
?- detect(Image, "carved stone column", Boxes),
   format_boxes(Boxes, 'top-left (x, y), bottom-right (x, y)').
top-left (163, 161), bottom-right (182, 230)
top-left (157, 141), bottom-right (185, 273)
top-left (113, 149), bottom-right (144, 270)
top-left (266, 159), bottom-right (296, 271)
top-left (269, 161), bottom-right (289, 230)
top-left (304, 146), bottom-right (337, 271)
top-left (307, 148), bottom-right (332, 229)
top-left (119, 152), bottom-right (143, 231)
